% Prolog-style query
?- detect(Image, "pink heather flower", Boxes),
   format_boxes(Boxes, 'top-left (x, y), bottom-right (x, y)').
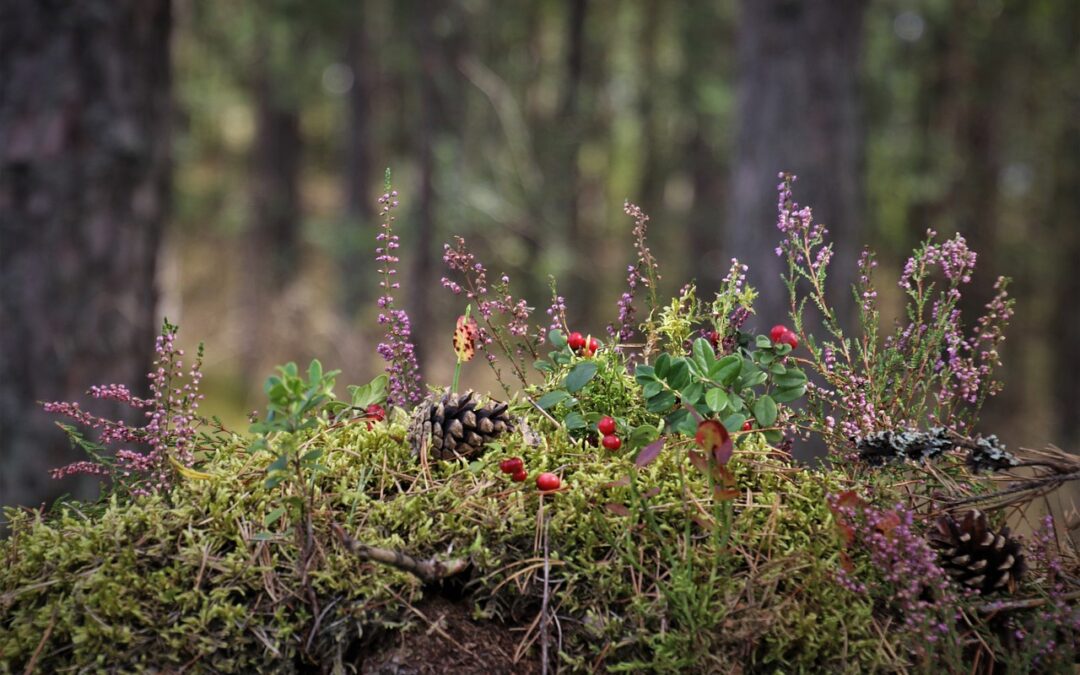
top-left (375, 189), bottom-right (423, 408)
top-left (43, 322), bottom-right (205, 494)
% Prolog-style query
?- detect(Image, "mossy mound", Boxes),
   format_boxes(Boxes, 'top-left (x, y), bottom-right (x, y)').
top-left (2, 420), bottom-right (900, 673)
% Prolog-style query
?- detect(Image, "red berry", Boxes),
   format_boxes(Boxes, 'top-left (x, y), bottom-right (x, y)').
top-left (568, 331), bottom-right (585, 350)
top-left (511, 469), bottom-right (528, 482)
top-left (778, 329), bottom-right (799, 349)
top-left (598, 416), bottom-right (617, 435)
top-left (536, 472), bottom-right (561, 492)
top-left (741, 420), bottom-right (753, 431)
top-left (706, 330), bottom-right (721, 348)
top-left (589, 337), bottom-right (599, 353)
top-left (602, 434), bottom-right (621, 450)
top-left (499, 457), bottom-right (524, 474)
top-left (366, 403), bottom-right (386, 421)
top-left (769, 325), bottom-right (789, 343)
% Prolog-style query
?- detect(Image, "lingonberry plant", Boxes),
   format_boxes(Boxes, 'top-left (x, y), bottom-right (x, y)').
top-left (43, 319), bottom-right (206, 496)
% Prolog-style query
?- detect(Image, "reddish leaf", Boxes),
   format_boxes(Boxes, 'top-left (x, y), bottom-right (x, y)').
top-left (695, 419), bottom-right (732, 465)
top-left (605, 503), bottom-right (631, 517)
top-left (839, 550), bottom-right (855, 572)
top-left (642, 487), bottom-right (661, 499)
top-left (603, 476), bottom-right (632, 489)
top-left (691, 516), bottom-right (715, 531)
top-left (834, 490), bottom-right (863, 510)
top-left (876, 510), bottom-right (902, 538)
top-left (687, 450), bottom-right (709, 474)
top-left (713, 487), bottom-right (740, 502)
top-left (836, 521), bottom-right (856, 546)
top-left (634, 437), bottom-right (666, 467)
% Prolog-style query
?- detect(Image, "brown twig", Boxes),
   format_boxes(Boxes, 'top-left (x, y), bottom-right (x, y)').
top-left (977, 589), bottom-right (1080, 615)
top-left (23, 604), bottom-right (58, 675)
top-left (331, 523), bottom-right (469, 583)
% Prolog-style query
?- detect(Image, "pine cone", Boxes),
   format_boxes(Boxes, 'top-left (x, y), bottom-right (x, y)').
top-left (406, 390), bottom-right (512, 461)
top-left (928, 509), bottom-right (1024, 595)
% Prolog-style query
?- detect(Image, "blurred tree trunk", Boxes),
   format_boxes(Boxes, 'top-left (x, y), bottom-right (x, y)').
top-left (728, 0), bottom-right (866, 332)
top-left (240, 31), bottom-right (302, 382)
top-left (0, 0), bottom-right (171, 509)
top-left (682, 5), bottom-right (733, 298)
top-left (341, 10), bottom-right (376, 318)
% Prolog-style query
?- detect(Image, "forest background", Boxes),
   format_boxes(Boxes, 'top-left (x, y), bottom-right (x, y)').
top-left (2, 0), bottom-right (1078, 511)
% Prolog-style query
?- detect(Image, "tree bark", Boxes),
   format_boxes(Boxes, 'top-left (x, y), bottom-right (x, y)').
top-left (341, 9), bottom-right (377, 318)
top-left (0, 0), bottom-right (172, 509)
top-left (728, 0), bottom-right (866, 332)
top-left (240, 30), bottom-right (303, 383)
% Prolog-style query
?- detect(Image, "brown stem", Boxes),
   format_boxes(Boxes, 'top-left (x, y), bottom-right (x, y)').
top-left (331, 523), bottom-right (469, 583)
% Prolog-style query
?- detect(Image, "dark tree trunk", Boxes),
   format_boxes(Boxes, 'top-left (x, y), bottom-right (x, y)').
top-left (728, 0), bottom-right (866, 333)
top-left (341, 11), bottom-right (377, 318)
top-left (0, 0), bottom-right (172, 509)
top-left (240, 33), bottom-right (303, 383)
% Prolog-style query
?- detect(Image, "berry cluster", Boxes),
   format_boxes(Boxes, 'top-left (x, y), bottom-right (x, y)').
top-left (498, 457), bottom-right (563, 492)
top-left (598, 416), bottom-right (621, 450)
top-left (769, 324), bottom-right (799, 349)
top-left (568, 331), bottom-right (600, 358)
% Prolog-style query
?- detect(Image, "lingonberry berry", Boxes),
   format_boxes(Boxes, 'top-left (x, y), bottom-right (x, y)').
top-left (741, 420), bottom-right (753, 431)
top-left (588, 337), bottom-right (599, 353)
top-left (536, 472), bottom-right (561, 491)
top-left (602, 434), bottom-right (621, 450)
top-left (511, 469), bottom-right (528, 482)
top-left (777, 330), bottom-right (798, 349)
top-left (568, 331), bottom-right (585, 351)
top-left (705, 330), bottom-right (721, 348)
top-left (598, 416), bottom-right (617, 436)
top-left (769, 324), bottom-right (789, 343)
top-left (499, 457), bottom-right (524, 474)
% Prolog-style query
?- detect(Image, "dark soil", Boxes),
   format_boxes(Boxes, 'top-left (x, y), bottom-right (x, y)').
top-left (359, 597), bottom-right (541, 675)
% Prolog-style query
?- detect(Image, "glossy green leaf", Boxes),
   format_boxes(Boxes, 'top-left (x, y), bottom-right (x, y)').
top-left (752, 395), bottom-right (778, 427)
top-left (536, 390), bottom-right (571, 410)
top-left (705, 388), bottom-right (729, 412)
top-left (564, 362), bottom-right (598, 393)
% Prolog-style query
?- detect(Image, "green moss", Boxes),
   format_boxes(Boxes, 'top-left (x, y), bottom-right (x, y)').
top-left (1, 422), bottom-right (903, 673)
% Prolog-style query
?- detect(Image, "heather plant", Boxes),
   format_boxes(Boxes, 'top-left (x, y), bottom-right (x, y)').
top-left (773, 173), bottom-right (1014, 451)
top-left (441, 235), bottom-right (541, 393)
top-left (374, 172), bottom-right (423, 408)
top-left (41, 319), bottom-right (206, 496)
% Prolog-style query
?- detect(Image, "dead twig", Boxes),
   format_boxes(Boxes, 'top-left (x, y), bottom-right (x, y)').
top-left (977, 589), bottom-right (1080, 614)
top-left (331, 523), bottom-right (469, 583)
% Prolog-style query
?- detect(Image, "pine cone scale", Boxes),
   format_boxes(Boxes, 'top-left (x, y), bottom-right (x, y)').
top-left (406, 389), bottom-right (513, 461)
top-left (928, 509), bottom-right (1024, 595)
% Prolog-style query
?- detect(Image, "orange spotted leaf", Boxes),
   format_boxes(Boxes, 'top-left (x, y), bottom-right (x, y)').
top-left (453, 315), bottom-right (479, 363)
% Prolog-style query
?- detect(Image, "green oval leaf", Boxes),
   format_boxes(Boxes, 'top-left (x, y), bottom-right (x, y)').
top-left (564, 362), bottom-right (599, 393)
top-left (752, 395), bottom-right (778, 428)
top-left (564, 411), bottom-right (587, 430)
top-left (646, 391), bottom-right (677, 413)
top-left (710, 355), bottom-right (742, 385)
top-left (536, 390), bottom-right (571, 410)
top-left (705, 388), bottom-right (729, 412)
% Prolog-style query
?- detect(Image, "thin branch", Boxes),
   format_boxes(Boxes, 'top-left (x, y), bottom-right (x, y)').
top-left (331, 523), bottom-right (469, 583)
top-left (977, 589), bottom-right (1080, 615)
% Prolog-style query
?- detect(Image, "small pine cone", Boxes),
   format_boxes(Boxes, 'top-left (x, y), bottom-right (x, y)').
top-left (928, 509), bottom-right (1024, 595)
top-left (406, 390), bottom-right (512, 461)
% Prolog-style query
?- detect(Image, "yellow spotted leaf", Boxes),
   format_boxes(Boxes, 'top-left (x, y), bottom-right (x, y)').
top-left (453, 315), bottom-right (479, 363)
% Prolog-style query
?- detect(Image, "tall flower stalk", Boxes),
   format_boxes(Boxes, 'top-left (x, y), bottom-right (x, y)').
top-left (374, 173), bottom-right (423, 408)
